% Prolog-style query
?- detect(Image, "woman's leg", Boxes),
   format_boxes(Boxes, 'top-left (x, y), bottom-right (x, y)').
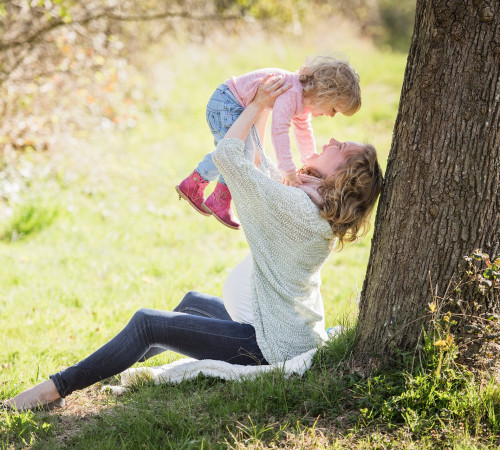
top-left (173, 290), bottom-right (232, 319)
top-left (6, 379), bottom-right (61, 411)
top-left (46, 293), bottom-right (266, 398)
top-left (139, 291), bottom-right (232, 361)
top-left (7, 291), bottom-right (266, 409)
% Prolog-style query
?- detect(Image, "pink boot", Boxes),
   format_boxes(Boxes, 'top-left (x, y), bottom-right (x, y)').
top-left (175, 170), bottom-right (210, 216)
top-left (202, 183), bottom-right (241, 230)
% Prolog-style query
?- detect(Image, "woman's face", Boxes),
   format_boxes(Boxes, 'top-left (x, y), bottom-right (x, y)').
top-left (305, 138), bottom-right (363, 178)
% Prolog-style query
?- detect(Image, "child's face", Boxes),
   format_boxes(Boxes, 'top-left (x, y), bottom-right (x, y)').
top-left (307, 103), bottom-right (337, 117)
top-left (305, 138), bottom-right (363, 178)
top-left (304, 97), bottom-right (341, 118)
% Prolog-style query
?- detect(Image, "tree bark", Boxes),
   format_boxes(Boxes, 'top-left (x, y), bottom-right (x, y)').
top-left (354, 0), bottom-right (499, 369)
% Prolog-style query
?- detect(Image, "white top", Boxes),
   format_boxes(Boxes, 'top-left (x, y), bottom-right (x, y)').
top-left (213, 138), bottom-right (333, 364)
top-left (223, 252), bottom-right (254, 325)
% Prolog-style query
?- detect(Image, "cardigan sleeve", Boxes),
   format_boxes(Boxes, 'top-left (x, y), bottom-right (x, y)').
top-left (263, 157), bottom-right (282, 184)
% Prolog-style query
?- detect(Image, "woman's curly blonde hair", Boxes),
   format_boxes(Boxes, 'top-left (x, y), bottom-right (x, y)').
top-left (300, 144), bottom-right (383, 250)
top-left (299, 56), bottom-right (361, 116)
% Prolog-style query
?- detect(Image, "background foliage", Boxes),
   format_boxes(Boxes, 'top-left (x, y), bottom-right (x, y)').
top-left (0, 0), bottom-right (414, 153)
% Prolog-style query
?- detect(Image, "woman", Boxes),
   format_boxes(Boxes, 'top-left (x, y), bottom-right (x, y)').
top-left (3, 75), bottom-right (383, 412)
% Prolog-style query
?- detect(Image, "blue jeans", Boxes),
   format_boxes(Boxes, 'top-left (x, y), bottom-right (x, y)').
top-left (195, 84), bottom-right (255, 185)
top-left (50, 291), bottom-right (268, 397)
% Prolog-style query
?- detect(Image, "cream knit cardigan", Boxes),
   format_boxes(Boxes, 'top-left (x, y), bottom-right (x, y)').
top-left (213, 138), bottom-right (333, 364)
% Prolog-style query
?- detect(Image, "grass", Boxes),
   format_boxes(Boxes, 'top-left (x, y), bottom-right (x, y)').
top-left (1, 19), bottom-right (498, 449)
top-left (0, 197), bottom-right (60, 242)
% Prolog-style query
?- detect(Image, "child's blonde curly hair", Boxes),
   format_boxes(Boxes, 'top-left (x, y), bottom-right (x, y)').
top-left (299, 56), bottom-right (361, 116)
top-left (299, 143), bottom-right (383, 250)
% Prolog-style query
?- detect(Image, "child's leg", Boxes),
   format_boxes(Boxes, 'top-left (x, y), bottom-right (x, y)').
top-left (176, 85), bottom-right (241, 217)
top-left (202, 129), bottom-right (253, 230)
top-left (195, 151), bottom-right (222, 184)
top-left (199, 85), bottom-right (246, 229)
top-left (195, 85), bottom-right (241, 182)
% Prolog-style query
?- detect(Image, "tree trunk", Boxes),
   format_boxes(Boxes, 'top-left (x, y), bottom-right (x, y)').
top-left (354, 0), bottom-right (499, 370)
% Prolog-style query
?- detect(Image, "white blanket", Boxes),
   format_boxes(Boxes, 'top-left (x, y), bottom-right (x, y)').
top-left (102, 348), bottom-right (317, 396)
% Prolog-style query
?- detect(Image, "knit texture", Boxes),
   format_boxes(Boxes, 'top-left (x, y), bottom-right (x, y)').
top-left (213, 138), bottom-right (333, 364)
top-left (297, 173), bottom-right (325, 207)
top-left (225, 70), bottom-right (315, 175)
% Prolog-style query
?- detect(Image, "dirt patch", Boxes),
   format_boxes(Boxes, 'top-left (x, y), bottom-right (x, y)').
top-left (48, 386), bottom-right (123, 447)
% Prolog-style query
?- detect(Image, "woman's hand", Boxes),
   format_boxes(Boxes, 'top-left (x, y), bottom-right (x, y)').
top-left (253, 75), bottom-right (291, 110)
top-left (224, 75), bottom-right (290, 142)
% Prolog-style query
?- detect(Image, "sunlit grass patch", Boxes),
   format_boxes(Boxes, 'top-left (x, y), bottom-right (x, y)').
top-left (0, 410), bottom-right (54, 448)
top-left (0, 197), bottom-right (60, 242)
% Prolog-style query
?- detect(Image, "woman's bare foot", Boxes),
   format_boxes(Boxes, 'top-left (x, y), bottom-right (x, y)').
top-left (4, 379), bottom-right (62, 412)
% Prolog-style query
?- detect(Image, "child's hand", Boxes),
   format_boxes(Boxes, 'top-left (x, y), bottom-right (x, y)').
top-left (281, 172), bottom-right (302, 187)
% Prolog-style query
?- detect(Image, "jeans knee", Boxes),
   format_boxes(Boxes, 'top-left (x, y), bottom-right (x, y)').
top-left (175, 291), bottom-right (198, 312)
top-left (184, 291), bottom-right (197, 301)
top-left (131, 308), bottom-right (152, 326)
top-left (130, 308), bottom-right (157, 343)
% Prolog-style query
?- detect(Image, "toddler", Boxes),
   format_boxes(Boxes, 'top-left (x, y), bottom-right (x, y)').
top-left (175, 56), bottom-right (361, 230)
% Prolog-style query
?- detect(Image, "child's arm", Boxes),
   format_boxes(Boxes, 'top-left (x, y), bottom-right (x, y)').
top-left (253, 109), bottom-right (270, 166)
top-left (270, 94), bottom-right (300, 177)
top-left (292, 114), bottom-right (316, 164)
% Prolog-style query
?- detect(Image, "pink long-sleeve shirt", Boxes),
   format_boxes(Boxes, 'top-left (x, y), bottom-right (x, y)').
top-left (225, 69), bottom-right (315, 175)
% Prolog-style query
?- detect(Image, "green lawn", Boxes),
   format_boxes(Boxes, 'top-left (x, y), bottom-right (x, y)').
top-left (3, 23), bottom-right (496, 449)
